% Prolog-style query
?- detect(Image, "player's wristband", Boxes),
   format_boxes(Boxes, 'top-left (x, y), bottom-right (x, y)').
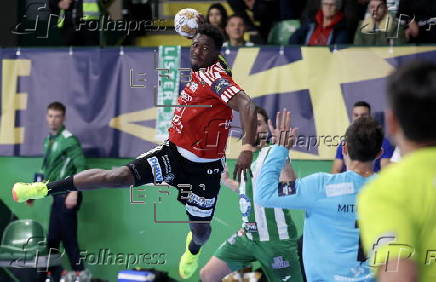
top-left (241, 144), bottom-right (256, 152)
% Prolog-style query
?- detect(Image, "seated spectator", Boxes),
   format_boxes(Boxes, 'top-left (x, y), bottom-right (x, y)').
top-left (290, 0), bottom-right (349, 45)
top-left (207, 3), bottom-right (228, 37)
top-left (223, 15), bottom-right (255, 47)
top-left (302, 0), bottom-right (367, 42)
top-left (331, 101), bottom-right (394, 174)
top-left (354, 0), bottom-right (407, 45)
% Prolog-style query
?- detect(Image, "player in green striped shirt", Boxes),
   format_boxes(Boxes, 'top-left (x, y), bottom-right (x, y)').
top-left (358, 61), bottom-right (436, 282)
top-left (200, 106), bottom-right (303, 282)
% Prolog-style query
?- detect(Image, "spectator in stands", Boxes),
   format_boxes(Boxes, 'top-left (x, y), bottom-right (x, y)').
top-left (226, 0), bottom-right (279, 43)
top-left (49, 0), bottom-right (104, 46)
top-left (207, 3), bottom-right (228, 37)
top-left (290, 0), bottom-right (349, 45)
top-left (223, 14), bottom-right (255, 47)
top-left (302, 0), bottom-right (368, 43)
top-left (331, 101), bottom-right (394, 174)
top-left (354, 0), bottom-right (407, 45)
top-left (398, 0), bottom-right (436, 43)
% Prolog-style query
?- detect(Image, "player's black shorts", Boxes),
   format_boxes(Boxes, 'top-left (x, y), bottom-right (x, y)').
top-left (126, 141), bottom-right (224, 222)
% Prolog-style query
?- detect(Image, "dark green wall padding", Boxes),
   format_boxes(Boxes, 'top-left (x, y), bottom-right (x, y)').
top-left (0, 157), bottom-right (332, 282)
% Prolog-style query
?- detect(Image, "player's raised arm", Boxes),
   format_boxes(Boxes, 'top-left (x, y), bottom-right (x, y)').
top-left (254, 110), bottom-right (297, 208)
top-left (227, 90), bottom-right (257, 182)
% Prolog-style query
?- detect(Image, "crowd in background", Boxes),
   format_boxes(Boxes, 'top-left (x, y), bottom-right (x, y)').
top-left (32, 0), bottom-right (436, 47)
top-left (220, 0), bottom-right (436, 46)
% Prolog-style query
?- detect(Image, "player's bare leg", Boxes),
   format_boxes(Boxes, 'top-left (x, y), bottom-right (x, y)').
top-left (200, 256), bottom-right (233, 282)
top-left (12, 166), bottom-right (134, 202)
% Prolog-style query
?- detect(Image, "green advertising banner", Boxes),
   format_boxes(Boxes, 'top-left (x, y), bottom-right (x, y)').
top-left (155, 46), bottom-right (181, 141)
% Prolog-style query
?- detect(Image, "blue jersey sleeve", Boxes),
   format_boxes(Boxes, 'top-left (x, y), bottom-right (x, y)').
top-left (254, 145), bottom-right (324, 210)
top-left (381, 138), bottom-right (394, 158)
top-left (336, 145), bottom-right (344, 159)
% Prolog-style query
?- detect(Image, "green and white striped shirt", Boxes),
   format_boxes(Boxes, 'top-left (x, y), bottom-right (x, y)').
top-left (238, 146), bottom-right (297, 241)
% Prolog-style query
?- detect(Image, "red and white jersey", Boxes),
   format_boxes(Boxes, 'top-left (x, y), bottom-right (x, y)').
top-left (169, 61), bottom-right (243, 159)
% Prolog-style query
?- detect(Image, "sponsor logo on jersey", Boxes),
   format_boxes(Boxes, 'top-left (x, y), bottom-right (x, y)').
top-left (146, 157), bottom-right (163, 182)
top-left (239, 194), bottom-right (252, 217)
top-left (62, 130), bottom-right (73, 138)
top-left (185, 204), bottom-right (212, 217)
top-left (187, 193), bottom-right (216, 208)
top-left (211, 78), bottom-right (231, 96)
top-left (189, 82), bottom-right (198, 92)
top-left (337, 203), bottom-right (356, 213)
top-left (162, 154), bottom-right (172, 174)
top-left (326, 182), bottom-right (354, 197)
top-left (271, 256), bottom-right (290, 269)
top-left (164, 173), bottom-right (175, 183)
top-left (243, 222), bottom-right (258, 233)
top-left (180, 90), bottom-right (193, 102)
top-left (282, 276), bottom-right (291, 281)
top-left (278, 181), bottom-right (296, 197)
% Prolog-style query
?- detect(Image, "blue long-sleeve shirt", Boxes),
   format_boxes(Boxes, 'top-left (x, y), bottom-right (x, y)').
top-left (255, 145), bottom-right (375, 282)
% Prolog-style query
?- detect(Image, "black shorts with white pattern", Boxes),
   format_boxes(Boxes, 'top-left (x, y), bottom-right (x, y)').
top-left (126, 141), bottom-right (224, 222)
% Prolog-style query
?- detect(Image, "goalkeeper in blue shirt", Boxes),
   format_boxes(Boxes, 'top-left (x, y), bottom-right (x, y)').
top-left (254, 109), bottom-right (381, 282)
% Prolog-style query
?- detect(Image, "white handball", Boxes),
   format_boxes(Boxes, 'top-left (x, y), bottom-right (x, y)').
top-left (174, 8), bottom-right (199, 38)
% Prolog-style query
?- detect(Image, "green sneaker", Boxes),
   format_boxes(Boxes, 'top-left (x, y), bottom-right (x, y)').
top-left (179, 232), bottom-right (201, 279)
top-left (12, 182), bottom-right (49, 203)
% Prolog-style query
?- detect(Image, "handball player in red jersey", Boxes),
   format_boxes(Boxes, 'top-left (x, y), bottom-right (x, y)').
top-left (12, 23), bottom-right (257, 279)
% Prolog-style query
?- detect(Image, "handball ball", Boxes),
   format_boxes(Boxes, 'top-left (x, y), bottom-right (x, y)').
top-left (175, 8), bottom-right (199, 38)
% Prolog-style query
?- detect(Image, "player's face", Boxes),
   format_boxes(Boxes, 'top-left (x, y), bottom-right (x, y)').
top-left (46, 109), bottom-right (65, 133)
top-left (256, 113), bottom-right (269, 145)
top-left (352, 106), bottom-right (370, 121)
top-left (369, 0), bottom-right (386, 22)
top-left (191, 34), bottom-right (218, 69)
top-left (208, 8), bottom-right (222, 27)
top-left (226, 17), bottom-right (245, 40)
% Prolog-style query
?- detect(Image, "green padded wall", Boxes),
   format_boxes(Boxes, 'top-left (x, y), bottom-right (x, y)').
top-left (0, 157), bottom-right (332, 281)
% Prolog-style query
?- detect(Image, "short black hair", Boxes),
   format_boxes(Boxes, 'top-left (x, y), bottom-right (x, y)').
top-left (387, 61), bottom-right (436, 142)
top-left (197, 24), bottom-right (224, 51)
top-left (47, 101), bottom-right (66, 115)
top-left (227, 14), bottom-right (245, 25)
top-left (345, 117), bottom-right (384, 162)
top-left (353, 101), bottom-right (371, 113)
top-left (255, 106), bottom-right (268, 123)
top-left (207, 3), bottom-right (228, 30)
